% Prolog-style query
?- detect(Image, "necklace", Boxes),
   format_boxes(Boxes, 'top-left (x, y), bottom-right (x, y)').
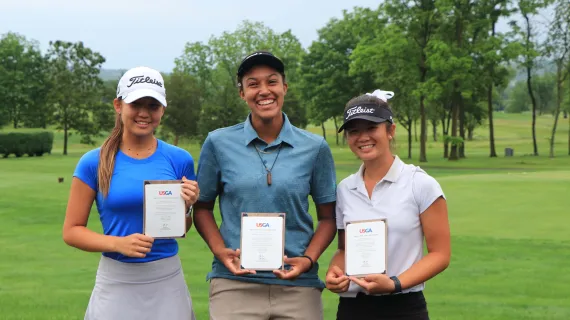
top-left (254, 144), bottom-right (281, 154)
top-left (253, 143), bottom-right (283, 186)
top-left (124, 139), bottom-right (157, 157)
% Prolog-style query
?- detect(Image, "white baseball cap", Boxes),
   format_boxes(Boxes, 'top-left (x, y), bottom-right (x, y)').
top-left (116, 66), bottom-right (167, 106)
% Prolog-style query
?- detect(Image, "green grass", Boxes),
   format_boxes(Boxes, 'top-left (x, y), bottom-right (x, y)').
top-left (1, 112), bottom-right (570, 319)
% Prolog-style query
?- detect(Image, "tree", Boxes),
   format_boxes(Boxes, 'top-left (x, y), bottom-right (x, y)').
top-left (174, 21), bottom-right (306, 141)
top-left (19, 61), bottom-right (53, 129)
top-left (350, 22), bottom-right (420, 159)
top-left (197, 67), bottom-right (247, 140)
top-left (535, 73), bottom-right (557, 114)
top-left (282, 90), bottom-right (307, 129)
top-left (46, 40), bottom-right (105, 155)
top-left (513, 0), bottom-right (553, 156)
top-left (385, 0), bottom-right (440, 162)
top-left (506, 75), bottom-right (556, 113)
top-left (566, 68), bottom-right (570, 155)
top-left (174, 41), bottom-right (213, 97)
top-left (433, 0), bottom-right (484, 161)
top-left (544, 0), bottom-right (570, 158)
top-left (299, 7), bottom-right (383, 144)
top-left (299, 41), bottom-right (333, 139)
top-left (464, 93), bottom-right (488, 140)
top-left (0, 32), bottom-right (49, 129)
top-left (162, 72), bottom-right (202, 145)
top-left (91, 79), bottom-right (119, 135)
top-left (567, 73), bottom-right (570, 154)
top-left (475, 0), bottom-right (517, 157)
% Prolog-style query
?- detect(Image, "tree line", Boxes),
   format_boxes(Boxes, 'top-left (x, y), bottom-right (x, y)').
top-left (1, 1), bottom-right (569, 160)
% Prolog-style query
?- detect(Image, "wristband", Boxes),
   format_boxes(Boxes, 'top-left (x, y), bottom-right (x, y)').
top-left (390, 276), bottom-right (402, 293)
top-left (185, 205), bottom-right (193, 218)
top-left (300, 255), bottom-right (314, 272)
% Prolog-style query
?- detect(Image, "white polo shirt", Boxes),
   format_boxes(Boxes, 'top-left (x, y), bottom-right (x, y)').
top-left (336, 156), bottom-right (445, 297)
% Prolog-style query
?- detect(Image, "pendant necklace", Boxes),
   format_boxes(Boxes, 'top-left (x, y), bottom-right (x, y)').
top-left (253, 143), bottom-right (283, 186)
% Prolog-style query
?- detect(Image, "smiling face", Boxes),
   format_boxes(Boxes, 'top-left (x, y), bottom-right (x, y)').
top-left (345, 120), bottom-right (396, 162)
top-left (113, 96), bottom-right (165, 138)
top-left (239, 65), bottom-right (288, 123)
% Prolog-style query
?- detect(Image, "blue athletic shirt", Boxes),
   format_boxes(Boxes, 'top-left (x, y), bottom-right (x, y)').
top-left (73, 139), bottom-right (196, 263)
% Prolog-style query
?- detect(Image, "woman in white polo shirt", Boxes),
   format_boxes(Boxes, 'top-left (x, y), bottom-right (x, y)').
top-left (325, 90), bottom-right (451, 320)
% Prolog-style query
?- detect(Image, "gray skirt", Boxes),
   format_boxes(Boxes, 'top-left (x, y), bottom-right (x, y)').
top-left (85, 254), bottom-right (196, 320)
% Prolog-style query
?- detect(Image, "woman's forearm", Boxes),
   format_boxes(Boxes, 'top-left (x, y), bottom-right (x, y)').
top-left (193, 207), bottom-right (226, 256)
top-left (328, 248), bottom-right (346, 271)
top-left (63, 226), bottom-right (118, 253)
top-left (304, 218), bottom-right (336, 262)
top-left (397, 252), bottom-right (450, 289)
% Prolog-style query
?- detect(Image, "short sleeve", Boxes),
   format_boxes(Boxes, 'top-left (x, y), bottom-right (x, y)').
top-left (73, 149), bottom-right (99, 192)
top-left (196, 133), bottom-right (221, 202)
top-left (412, 168), bottom-right (446, 214)
top-left (335, 187), bottom-right (345, 230)
top-left (310, 139), bottom-right (337, 204)
top-left (180, 152), bottom-right (196, 181)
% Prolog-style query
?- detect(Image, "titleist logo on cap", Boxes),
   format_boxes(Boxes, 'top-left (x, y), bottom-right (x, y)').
top-left (346, 106), bottom-right (375, 119)
top-left (127, 76), bottom-right (163, 88)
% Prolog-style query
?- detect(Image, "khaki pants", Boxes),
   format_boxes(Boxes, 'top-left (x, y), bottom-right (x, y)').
top-left (209, 278), bottom-right (323, 320)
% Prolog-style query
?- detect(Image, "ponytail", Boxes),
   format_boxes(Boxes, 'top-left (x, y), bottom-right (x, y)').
top-left (98, 111), bottom-right (123, 197)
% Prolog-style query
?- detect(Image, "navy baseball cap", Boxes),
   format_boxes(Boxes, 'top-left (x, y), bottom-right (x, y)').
top-left (338, 90), bottom-right (395, 133)
top-left (337, 104), bottom-right (394, 133)
top-left (237, 51), bottom-right (285, 79)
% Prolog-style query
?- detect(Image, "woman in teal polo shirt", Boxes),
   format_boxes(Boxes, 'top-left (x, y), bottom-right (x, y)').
top-left (193, 51), bottom-right (337, 320)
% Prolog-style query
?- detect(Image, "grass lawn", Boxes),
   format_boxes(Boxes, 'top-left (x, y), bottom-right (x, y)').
top-left (1, 112), bottom-right (569, 319)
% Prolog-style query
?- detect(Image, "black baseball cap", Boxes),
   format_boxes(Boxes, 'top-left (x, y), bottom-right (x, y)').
top-left (237, 51), bottom-right (285, 79)
top-left (337, 103), bottom-right (394, 133)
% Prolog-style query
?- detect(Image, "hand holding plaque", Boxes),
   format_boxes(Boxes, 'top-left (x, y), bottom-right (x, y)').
top-left (215, 247), bottom-right (256, 276)
top-left (143, 180), bottom-right (187, 239)
top-left (240, 213), bottom-right (285, 271)
top-left (345, 219), bottom-right (387, 277)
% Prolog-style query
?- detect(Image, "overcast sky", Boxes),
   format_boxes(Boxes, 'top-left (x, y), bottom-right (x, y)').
top-left (1, 0), bottom-right (551, 73)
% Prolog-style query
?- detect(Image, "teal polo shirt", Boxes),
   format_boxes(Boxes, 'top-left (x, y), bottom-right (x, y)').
top-left (196, 113), bottom-right (337, 288)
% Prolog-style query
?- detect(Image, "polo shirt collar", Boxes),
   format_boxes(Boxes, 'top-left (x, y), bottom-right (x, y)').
top-left (243, 112), bottom-right (295, 148)
top-left (349, 156), bottom-right (404, 192)
top-left (383, 155), bottom-right (404, 182)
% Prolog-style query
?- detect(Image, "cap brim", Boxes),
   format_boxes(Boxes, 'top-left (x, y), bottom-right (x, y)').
top-left (337, 116), bottom-right (390, 133)
top-left (238, 55), bottom-right (284, 77)
top-left (123, 89), bottom-right (167, 107)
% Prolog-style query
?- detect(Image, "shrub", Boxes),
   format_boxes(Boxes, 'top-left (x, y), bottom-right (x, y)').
top-left (0, 131), bottom-right (54, 158)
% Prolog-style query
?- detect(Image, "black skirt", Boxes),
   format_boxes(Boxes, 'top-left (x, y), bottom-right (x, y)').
top-left (336, 291), bottom-right (429, 320)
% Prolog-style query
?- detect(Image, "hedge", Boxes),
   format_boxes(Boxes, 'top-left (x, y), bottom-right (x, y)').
top-left (0, 131), bottom-right (54, 158)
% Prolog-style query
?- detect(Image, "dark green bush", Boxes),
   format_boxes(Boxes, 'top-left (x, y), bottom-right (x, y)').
top-left (0, 131), bottom-right (54, 158)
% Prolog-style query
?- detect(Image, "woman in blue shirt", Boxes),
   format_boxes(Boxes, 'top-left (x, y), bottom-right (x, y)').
top-left (62, 66), bottom-right (200, 320)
